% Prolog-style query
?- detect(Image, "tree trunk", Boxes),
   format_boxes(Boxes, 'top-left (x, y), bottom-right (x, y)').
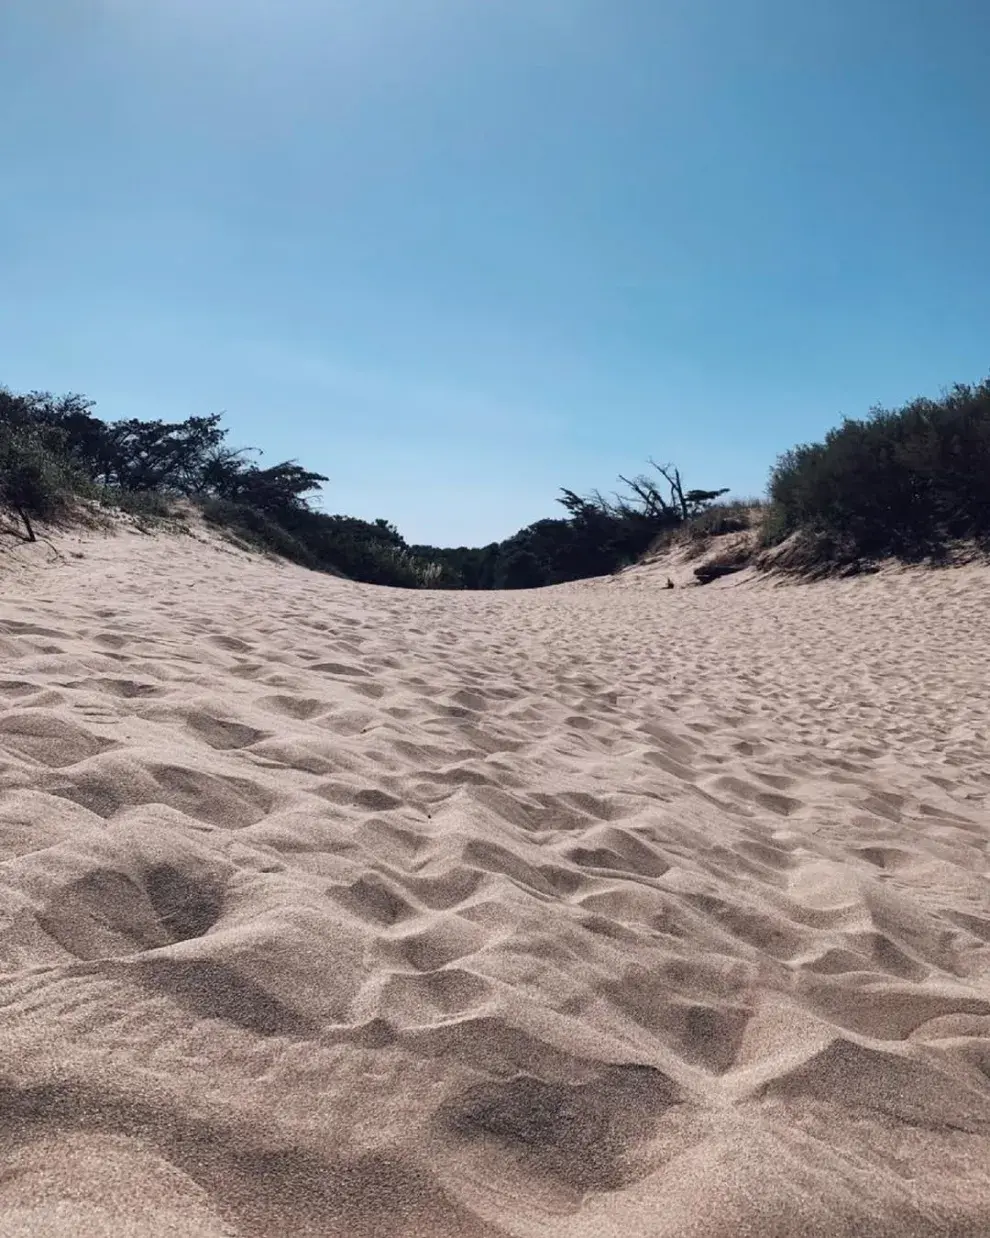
top-left (16, 507), bottom-right (36, 542)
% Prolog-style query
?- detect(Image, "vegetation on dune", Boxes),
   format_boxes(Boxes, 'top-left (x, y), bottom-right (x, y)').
top-left (3, 376), bottom-right (989, 585)
top-left (0, 388), bottom-right (447, 585)
top-left (413, 466), bottom-right (732, 589)
top-left (0, 422), bottom-right (75, 542)
top-left (0, 384), bottom-right (730, 587)
top-left (764, 380), bottom-right (990, 565)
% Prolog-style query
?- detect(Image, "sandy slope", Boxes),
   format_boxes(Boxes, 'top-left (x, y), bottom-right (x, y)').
top-left (1, 521), bottom-right (989, 1237)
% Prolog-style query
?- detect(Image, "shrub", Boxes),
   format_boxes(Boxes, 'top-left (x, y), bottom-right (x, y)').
top-left (101, 488), bottom-right (176, 520)
top-left (757, 502), bottom-right (792, 548)
top-left (497, 548), bottom-right (547, 589)
top-left (685, 499), bottom-right (756, 539)
top-left (768, 380), bottom-right (990, 563)
top-left (199, 498), bottom-right (319, 568)
top-left (0, 423), bottom-right (76, 539)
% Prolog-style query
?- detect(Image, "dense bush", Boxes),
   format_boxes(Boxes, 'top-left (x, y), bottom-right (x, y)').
top-left (0, 414), bottom-right (78, 540)
top-left (768, 380), bottom-right (990, 561)
top-left (104, 488), bottom-right (178, 520)
top-left (682, 499), bottom-right (757, 540)
top-left (200, 498), bottom-right (320, 568)
top-left (272, 511), bottom-right (454, 587)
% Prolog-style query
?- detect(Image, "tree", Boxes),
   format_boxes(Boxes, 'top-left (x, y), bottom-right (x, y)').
top-left (616, 462), bottom-right (728, 523)
top-left (209, 460), bottom-right (329, 514)
top-left (96, 414), bottom-right (229, 492)
top-left (498, 548), bottom-right (546, 589)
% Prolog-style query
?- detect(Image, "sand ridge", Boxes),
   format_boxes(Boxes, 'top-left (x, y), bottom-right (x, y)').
top-left (0, 524), bottom-right (989, 1236)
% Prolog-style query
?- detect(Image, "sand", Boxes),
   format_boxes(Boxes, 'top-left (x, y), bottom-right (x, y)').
top-left (1, 519), bottom-right (989, 1237)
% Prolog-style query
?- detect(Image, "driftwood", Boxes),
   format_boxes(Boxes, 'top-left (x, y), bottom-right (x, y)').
top-left (693, 550), bottom-right (751, 585)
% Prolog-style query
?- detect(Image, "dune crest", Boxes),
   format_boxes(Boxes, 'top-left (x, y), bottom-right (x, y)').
top-left (1, 528), bottom-right (989, 1236)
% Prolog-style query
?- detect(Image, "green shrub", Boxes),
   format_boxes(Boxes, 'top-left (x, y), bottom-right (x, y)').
top-left (757, 502), bottom-right (792, 548)
top-left (0, 424), bottom-right (76, 539)
top-left (685, 499), bottom-right (756, 539)
top-left (768, 380), bottom-right (990, 562)
top-left (101, 488), bottom-right (176, 520)
top-left (199, 498), bottom-right (319, 568)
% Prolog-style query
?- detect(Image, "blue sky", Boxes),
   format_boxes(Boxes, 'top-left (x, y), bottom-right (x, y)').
top-left (3, 1), bottom-right (989, 545)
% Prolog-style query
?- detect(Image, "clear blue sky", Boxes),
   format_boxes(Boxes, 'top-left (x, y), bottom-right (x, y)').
top-left (3, 2), bottom-right (989, 546)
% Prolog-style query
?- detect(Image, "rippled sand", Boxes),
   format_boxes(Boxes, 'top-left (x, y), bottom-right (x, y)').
top-left (1, 521), bottom-right (989, 1236)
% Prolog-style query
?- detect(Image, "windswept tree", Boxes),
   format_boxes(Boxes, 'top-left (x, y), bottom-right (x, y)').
top-left (616, 461), bottom-right (728, 523)
top-left (94, 414), bottom-right (230, 493)
top-left (205, 459), bottom-right (329, 514)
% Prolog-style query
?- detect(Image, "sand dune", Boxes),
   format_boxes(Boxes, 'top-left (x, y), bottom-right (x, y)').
top-left (1, 521), bottom-right (989, 1236)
